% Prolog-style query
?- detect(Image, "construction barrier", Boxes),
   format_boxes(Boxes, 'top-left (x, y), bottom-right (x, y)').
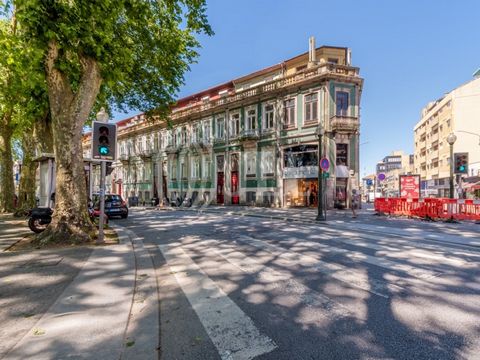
top-left (374, 198), bottom-right (480, 221)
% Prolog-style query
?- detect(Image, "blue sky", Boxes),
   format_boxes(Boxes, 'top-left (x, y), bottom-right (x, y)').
top-left (113, 0), bottom-right (480, 177)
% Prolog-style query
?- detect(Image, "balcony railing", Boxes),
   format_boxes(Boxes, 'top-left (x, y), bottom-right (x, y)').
top-left (330, 115), bottom-right (359, 133)
top-left (119, 153), bottom-right (129, 162)
top-left (239, 129), bottom-right (260, 140)
top-left (139, 148), bottom-right (154, 158)
top-left (169, 63), bottom-right (361, 122)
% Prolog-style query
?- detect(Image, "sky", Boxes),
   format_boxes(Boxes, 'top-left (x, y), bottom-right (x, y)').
top-left (113, 0), bottom-right (480, 177)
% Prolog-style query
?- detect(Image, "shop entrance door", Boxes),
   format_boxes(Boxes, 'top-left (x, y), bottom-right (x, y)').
top-left (231, 171), bottom-right (239, 204)
top-left (217, 172), bottom-right (224, 204)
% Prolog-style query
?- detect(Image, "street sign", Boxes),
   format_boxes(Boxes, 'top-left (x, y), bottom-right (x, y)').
top-left (378, 173), bottom-right (386, 181)
top-left (322, 172), bottom-right (330, 179)
top-left (320, 158), bottom-right (330, 171)
top-left (366, 179), bottom-right (373, 186)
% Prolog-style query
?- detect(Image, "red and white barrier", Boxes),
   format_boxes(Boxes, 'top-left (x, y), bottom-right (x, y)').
top-left (374, 198), bottom-right (480, 221)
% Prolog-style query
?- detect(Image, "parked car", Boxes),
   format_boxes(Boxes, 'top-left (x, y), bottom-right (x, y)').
top-left (93, 194), bottom-right (128, 219)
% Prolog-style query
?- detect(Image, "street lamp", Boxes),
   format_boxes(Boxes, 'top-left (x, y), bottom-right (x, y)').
top-left (316, 125), bottom-right (326, 221)
top-left (446, 132), bottom-right (457, 199)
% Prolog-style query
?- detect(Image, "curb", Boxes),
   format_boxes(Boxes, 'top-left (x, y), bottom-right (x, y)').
top-left (113, 225), bottom-right (160, 360)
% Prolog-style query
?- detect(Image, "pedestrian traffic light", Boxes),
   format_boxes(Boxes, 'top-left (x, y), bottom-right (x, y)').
top-left (91, 121), bottom-right (117, 161)
top-left (454, 152), bottom-right (468, 174)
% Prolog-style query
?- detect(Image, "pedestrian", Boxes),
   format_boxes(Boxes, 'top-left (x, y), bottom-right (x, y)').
top-left (351, 189), bottom-right (359, 218)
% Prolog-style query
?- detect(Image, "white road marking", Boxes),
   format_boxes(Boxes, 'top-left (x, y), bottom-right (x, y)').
top-left (158, 244), bottom-right (277, 360)
top-left (235, 235), bottom-right (408, 298)
top-left (182, 239), bottom-right (353, 320)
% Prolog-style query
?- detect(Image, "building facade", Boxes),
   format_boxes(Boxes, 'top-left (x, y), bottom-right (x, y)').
top-left (84, 40), bottom-right (363, 208)
top-left (376, 151), bottom-right (413, 197)
top-left (413, 76), bottom-right (480, 197)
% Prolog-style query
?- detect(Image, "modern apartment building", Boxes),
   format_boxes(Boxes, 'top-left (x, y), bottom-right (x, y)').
top-left (83, 39), bottom-right (363, 208)
top-left (413, 76), bottom-right (480, 197)
top-left (376, 151), bottom-right (413, 197)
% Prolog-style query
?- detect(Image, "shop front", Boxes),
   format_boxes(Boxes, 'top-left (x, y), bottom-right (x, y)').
top-left (283, 145), bottom-right (319, 208)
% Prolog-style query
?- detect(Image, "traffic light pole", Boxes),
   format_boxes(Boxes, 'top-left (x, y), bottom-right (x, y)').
top-left (449, 143), bottom-right (454, 199)
top-left (98, 161), bottom-right (106, 244)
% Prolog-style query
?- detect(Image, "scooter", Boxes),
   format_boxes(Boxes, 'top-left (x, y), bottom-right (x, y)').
top-left (27, 205), bottom-right (108, 233)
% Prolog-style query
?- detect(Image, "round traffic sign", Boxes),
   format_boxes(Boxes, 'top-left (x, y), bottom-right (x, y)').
top-left (320, 158), bottom-right (330, 171)
top-left (378, 173), bottom-right (386, 181)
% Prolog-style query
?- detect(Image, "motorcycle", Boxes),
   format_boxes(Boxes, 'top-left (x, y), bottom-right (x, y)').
top-left (27, 205), bottom-right (108, 233)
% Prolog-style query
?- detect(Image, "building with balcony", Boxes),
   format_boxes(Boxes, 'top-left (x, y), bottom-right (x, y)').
top-left (83, 38), bottom-right (363, 208)
top-left (413, 75), bottom-right (480, 197)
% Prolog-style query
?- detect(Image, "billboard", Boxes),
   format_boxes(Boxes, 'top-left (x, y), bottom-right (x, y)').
top-left (399, 175), bottom-right (421, 199)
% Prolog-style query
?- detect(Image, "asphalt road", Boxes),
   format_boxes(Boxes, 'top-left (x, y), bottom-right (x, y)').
top-left (115, 209), bottom-right (480, 360)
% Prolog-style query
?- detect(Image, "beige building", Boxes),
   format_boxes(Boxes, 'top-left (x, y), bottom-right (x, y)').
top-left (414, 76), bottom-right (480, 197)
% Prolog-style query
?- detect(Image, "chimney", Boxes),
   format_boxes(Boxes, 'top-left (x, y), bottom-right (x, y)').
top-left (308, 36), bottom-right (316, 68)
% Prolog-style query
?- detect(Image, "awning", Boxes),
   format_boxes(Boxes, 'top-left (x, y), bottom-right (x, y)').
top-left (335, 165), bottom-right (350, 178)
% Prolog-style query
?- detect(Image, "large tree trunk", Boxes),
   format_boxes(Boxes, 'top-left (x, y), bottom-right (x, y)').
top-left (0, 112), bottom-right (15, 213)
top-left (16, 126), bottom-right (37, 213)
top-left (36, 40), bottom-right (102, 245)
top-left (34, 111), bottom-right (54, 154)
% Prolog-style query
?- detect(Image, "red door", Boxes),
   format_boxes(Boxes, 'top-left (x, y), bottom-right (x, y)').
top-left (217, 172), bottom-right (224, 204)
top-left (231, 171), bottom-right (239, 204)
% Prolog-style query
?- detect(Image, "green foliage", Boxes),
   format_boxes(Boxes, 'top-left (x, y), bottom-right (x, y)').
top-left (14, 0), bottom-right (213, 118)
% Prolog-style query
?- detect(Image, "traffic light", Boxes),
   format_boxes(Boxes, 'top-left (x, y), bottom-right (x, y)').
top-left (454, 152), bottom-right (468, 174)
top-left (91, 121), bottom-right (117, 161)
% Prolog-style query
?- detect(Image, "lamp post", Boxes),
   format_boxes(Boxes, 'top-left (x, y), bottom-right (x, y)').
top-left (316, 125), bottom-right (326, 221)
top-left (446, 133), bottom-right (457, 199)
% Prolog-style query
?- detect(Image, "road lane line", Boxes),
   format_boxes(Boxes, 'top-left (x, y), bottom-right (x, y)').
top-left (181, 239), bottom-right (354, 320)
top-left (158, 244), bottom-right (277, 360)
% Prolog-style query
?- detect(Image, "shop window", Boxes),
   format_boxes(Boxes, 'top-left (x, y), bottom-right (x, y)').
top-left (336, 91), bottom-right (349, 116)
top-left (284, 145), bottom-right (318, 167)
top-left (246, 191), bottom-right (256, 205)
top-left (263, 191), bottom-right (274, 206)
top-left (336, 143), bottom-right (348, 166)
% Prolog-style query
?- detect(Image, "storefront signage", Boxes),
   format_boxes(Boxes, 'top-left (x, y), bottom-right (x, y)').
top-left (283, 166), bottom-right (318, 179)
top-left (399, 175), bottom-right (420, 199)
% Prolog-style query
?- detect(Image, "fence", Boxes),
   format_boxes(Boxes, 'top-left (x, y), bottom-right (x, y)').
top-left (374, 197), bottom-right (480, 221)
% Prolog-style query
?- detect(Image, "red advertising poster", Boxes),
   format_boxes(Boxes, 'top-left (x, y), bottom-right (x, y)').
top-left (399, 175), bottom-right (420, 199)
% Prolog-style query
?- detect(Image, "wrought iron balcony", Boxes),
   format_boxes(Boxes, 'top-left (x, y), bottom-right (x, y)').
top-left (330, 115), bottom-right (359, 133)
top-left (239, 129), bottom-right (260, 140)
top-left (119, 153), bottom-right (129, 162)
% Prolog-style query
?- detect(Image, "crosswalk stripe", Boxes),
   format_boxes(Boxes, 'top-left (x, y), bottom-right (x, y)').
top-left (158, 243), bottom-right (277, 360)
top-left (239, 234), bottom-right (440, 281)
top-left (208, 235), bottom-right (395, 298)
top-left (182, 238), bottom-right (353, 321)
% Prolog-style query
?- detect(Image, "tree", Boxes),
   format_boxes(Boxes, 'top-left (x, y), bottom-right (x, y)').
top-left (14, 0), bottom-right (212, 243)
top-left (0, 8), bottom-right (44, 213)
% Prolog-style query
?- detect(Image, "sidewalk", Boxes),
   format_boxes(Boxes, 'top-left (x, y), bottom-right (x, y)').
top-left (0, 214), bottom-right (31, 251)
top-left (0, 218), bottom-right (158, 360)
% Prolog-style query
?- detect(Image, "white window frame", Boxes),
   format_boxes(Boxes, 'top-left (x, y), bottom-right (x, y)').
top-left (203, 156), bottom-right (211, 179)
top-left (261, 149), bottom-right (275, 177)
top-left (245, 106), bottom-right (257, 131)
top-left (171, 161), bottom-right (177, 180)
top-left (191, 157), bottom-right (200, 179)
top-left (216, 116), bottom-right (225, 139)
top-left (263, 102), bottom-right (275, 130)
top-left (229, 111), bottom-right (240, 138)
top-left (203, 119), bottom-right (211, 142)
top-left (283, 97), bottom-right (296, 128)
top-left (304, 92), bottom-right (318, 123)
top-left (245, 152), bottom-right (256, 178)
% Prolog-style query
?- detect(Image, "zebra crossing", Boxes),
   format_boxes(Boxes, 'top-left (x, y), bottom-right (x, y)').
top-left (155, 220), bottom-right (479, 360)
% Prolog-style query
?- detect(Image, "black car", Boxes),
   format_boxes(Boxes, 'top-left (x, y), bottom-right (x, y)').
top-left (93, 194), bottom-right (128, 219)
